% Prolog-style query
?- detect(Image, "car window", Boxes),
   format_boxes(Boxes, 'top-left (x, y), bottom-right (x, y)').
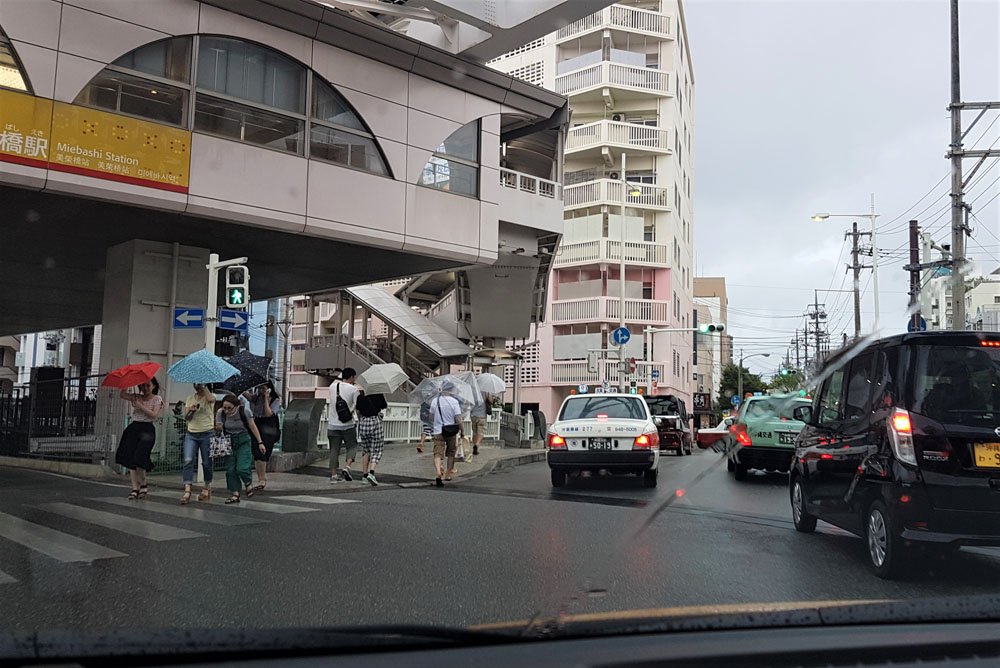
top-left (816, 367), bottom-right (846, 425)
top-left (844, 352), bottom-right (875, 421)
top-left (909, 345), bottom-right (1000, 425)
top-left (558, 396), bottom-right (647, 421)
top-left (744, 397), bottom-right (810, 420)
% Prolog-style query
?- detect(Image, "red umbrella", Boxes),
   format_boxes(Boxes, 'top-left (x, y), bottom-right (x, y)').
top-left (101, 362), bottom-right (161, 389)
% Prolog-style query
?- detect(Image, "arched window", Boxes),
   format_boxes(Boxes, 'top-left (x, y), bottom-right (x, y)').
top-left (74, 35), bottom-right (389, 175)
top-left (0, 26), bottom-right (30, 92)
top-left (421, 121), bottom-right (479, 197)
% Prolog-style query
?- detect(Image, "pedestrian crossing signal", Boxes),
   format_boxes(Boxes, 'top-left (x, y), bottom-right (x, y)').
top-left (225, 266), bottom-right (249, 309)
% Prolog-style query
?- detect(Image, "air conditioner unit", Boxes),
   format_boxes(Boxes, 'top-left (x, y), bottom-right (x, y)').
top-left (611, 113), bottom-right (625, 122)
top-left (608, 171), bottom-right (620, 180)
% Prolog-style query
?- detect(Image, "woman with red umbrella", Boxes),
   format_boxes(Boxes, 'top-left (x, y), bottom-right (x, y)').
top-left (115, 377), bottom-right (164, 499)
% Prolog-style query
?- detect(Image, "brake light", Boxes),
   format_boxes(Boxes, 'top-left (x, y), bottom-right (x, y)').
top-left (736, 429), bottom-right (752, 446)
top-left (820, 453), bottom-right (833, 460)
top-left (596, 414), bottom-right (609, 422)
top-left (633, 430), bottom-right (659, 449)
top-left (982, 341), bottom-right (1000, 347)
top-left (888, 408), bottom-right (917, 466)
top-left (548, 434), bottom-right (567, 449)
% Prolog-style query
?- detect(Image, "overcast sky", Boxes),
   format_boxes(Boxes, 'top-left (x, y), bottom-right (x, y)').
top-left (684, 0), bottom-right (1000, 377)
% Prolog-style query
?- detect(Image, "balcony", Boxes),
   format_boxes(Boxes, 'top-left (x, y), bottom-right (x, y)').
top-left (563, 179), bottom-right (672, 212)
top-left (556, 4), bottom-right (674, 44)
top-left (550, 359), bottom-right (668, 386)
top-left (498, 167), bottom-right (563, 235)
top-left (566, 120), bottom-right (671, 161)
top-left (555, 239), bottom-right (671, 268)
top-left (554, 62), bottom-right (671, 101)
top-left (550, 296), bottom-right (671, 324)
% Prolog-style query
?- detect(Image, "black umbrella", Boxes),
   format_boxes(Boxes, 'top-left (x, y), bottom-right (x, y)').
top-left (222, 350), bottom-right (273, 395)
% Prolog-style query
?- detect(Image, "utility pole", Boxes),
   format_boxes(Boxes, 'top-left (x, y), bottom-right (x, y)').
top-left (908, 220), bottom-right (922, 332)
top-left (845, 222), bottom-right (870, 339)
top-left (792, 332), bottom-right (801, 368)
top-left (949, 0), bottom-right (966, 330)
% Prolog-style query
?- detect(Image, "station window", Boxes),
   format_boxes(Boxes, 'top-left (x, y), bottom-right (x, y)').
top-left (0, 27), bottom-right (30, 92)
top-left (309, 76), bottom-right (388, 175)
top-left (421, 121), bottom-right (480, 197)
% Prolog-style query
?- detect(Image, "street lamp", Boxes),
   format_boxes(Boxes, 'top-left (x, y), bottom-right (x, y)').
top-left (810, 193), bottom-right (880, 331)
top-left (617, 152), bottom-right (643, 391)
top-left (737, 352), bottom-right (770, 407)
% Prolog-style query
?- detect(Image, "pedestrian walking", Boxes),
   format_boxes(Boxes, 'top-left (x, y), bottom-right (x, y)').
top-left (215, 392), bottom-right (266, 504)
top-left (327, 368), bottom-right (360, 483)
top-left (470, 393), bottom-right (493, 457)
top-left (417, 400), bottom-right (432, 453)
top-left (180, 383), bottom-right (216, 504)
top-left (356, 390), bottom-right (388, 486)
top-left (115, 377), bottom-right (164, 500)
top-left (249, 381), bottom-right (281, 492)
top-left (430, 387), bottom-right (463, 487)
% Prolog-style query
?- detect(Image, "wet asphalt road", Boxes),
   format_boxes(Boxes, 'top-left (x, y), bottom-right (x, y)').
top-left (4, 450), bottom-right (1000, 634)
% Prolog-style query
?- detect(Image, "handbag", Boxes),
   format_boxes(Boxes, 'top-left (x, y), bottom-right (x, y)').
top-left (438, 398), bottom-right (460, 438)
top-left (209, 434), bottom-right (232, 457)
top-left (456, 436), bottom-right (470, 462)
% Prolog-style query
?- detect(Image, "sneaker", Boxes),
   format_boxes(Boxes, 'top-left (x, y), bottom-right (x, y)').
top-left (365, 473), bottom-right (378, 486)
top-left (435, 477), bottom-right (444, 487)
top-left (341, 468), bottom-right (353, 482)
top-left (330, 475), bottom-right (343, 484)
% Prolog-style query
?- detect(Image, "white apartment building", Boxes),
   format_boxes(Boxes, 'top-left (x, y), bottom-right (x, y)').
top-left (489, 0), bottom-right (696, 417)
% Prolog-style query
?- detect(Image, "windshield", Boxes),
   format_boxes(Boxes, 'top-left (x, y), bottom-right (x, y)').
top-left (743, 397), bottom-right (811, 421)
top-left (908, 345), bottom-right (1000, 426)
top-left (558, 396), bottom-right (648, 421)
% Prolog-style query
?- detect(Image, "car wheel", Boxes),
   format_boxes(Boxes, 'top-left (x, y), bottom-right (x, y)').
top-left (550, 470), bottom-right (567, 488)
top-left (733, 461), bottom-right (748, 481)
top-left (643, 469), bottom-right (658, 488)
top-left (790, 477), bottom-right (817, 533)
top-left (866, 500), bottom-right (906, 579)
top-left (727, 457), bottom-right (735, 472)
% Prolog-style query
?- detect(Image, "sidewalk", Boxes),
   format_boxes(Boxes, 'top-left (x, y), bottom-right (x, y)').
top-left (145, 441), bottom-right (545, 494)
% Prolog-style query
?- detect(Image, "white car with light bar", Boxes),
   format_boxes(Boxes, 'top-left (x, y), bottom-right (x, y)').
top-left (546, 393), bottom-right (661, 488)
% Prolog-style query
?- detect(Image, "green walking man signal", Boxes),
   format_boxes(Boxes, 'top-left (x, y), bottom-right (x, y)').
top-left (225, 266), bottom-right (249, 309)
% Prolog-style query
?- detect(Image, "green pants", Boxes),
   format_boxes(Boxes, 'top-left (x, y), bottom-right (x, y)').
top-left (226, 433), bottom-right (253, 493)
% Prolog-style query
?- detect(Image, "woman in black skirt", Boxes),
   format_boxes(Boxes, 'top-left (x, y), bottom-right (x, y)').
top-left (115, 377), bottom-right (164, 500)
top-left (248, 381), bottom-right (281, 491)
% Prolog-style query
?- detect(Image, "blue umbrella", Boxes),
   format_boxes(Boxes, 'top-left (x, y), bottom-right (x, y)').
top-left (168, 349), bottom-right (240, 384)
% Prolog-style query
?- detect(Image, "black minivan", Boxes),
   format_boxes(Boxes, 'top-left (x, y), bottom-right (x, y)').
top-left (791, 331), bottom-right (1000, 578)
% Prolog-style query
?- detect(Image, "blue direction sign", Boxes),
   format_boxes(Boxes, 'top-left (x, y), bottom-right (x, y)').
top-left (611, 327), bottom-right (631, 346)
top-left (907, 316), bottom-right (927, 333)
top-left (731, 395), bottom-right (741, 407)
top-left (218, 308), bottom-right (249, 333)
top-left (173, 308), bottom-right (204, 329)
top-left (651, 368), bottom-right (660, 380)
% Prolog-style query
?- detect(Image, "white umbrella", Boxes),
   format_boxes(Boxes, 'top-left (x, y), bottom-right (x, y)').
top-left (357, 363), bottom-right (410, 394)
top-left (476, 373), bottom-right (506, 395)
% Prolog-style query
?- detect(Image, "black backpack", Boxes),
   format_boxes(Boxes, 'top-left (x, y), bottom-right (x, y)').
top-left (334, 383), bottom-right (353, 423)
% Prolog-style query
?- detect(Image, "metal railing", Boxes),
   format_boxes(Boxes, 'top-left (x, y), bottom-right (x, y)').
top-left (566, 120), bottom-right (671, 153)
top-left (549, 359), bottom-right (668, 386)
top-left (499, 167), bottom-right (561, 199)
top-left (551, 361), bottom-right (600, 384)
top-left (563, 178), bottom-right (671, 210)
top-left (557, 4), bottom-right (671, 40)
top-left (550, 297), bottom-right (601, 322)
top-left (555, 238), bottom-right (671, 266)
top-left (555, 62), bottom-right (671, 97)
top-left (550, 296), bottom-right (671, 323)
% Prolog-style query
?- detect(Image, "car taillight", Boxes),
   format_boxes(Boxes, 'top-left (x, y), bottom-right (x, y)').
top-left (888, 408), bottom-right (917, 466)
top-left (548, 434), bottom-right (567, 449)
top-left (633, 430), bottom-right (658, 449)
top-left (736, 430), bottom-right (752, 446)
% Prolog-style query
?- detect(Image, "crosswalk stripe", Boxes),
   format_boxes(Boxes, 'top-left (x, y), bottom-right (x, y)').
top-left (0, 569), bottom-right (17, 585)
top-left (38, 503), bottom-right (207, 541)
top-left (93, 498), bottom-right (267, 526)
top-left (219, 499), bottom-right (317, 514)
top-left (273, 495), bottom-right (359, 505)
top-left (0, 511), bottom-right (127, 563)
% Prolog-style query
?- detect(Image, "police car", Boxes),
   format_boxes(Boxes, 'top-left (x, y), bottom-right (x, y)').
top-left (547, 392), bottom-right (661, 488)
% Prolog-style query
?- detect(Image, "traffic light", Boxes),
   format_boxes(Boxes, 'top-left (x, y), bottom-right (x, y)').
top-left (697, 323), bottom-right (726, 333)
top-left (225, 266), bottom-right (249, 309)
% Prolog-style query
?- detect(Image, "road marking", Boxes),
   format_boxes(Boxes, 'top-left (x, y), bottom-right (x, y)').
top-left (93, 497), bottom-right (266, 526)
top-left (0, 511), bottom-right (127, 563)
top-left (0, 569), bottom-right (16, 585)
top-left (273, 495), bottom-right (359, 505)
top-left (218, 499), bottom-right (317, 514)
top-left (38, 503), bottom-right (207, 541)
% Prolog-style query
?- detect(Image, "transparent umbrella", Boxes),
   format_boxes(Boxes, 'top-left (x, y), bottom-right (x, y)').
top-left (408, 375), bottom-right (477, 411)
top-left (475, 373), bottom-right (506, 395)
top-left (451, 371), bottom-right (485, 410)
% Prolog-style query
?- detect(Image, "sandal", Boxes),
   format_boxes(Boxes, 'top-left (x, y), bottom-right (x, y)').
top-left (138, 485), bottom-right (149, 500)
top-left (197, 488), bottom-right (212, 502)
top-left (253, 480), bottom-right (267, 491)
top-left (416, 446), bottom-right (424, 453)
top-left (245, 485), bottom-right (255, 498)
top-left (180, 489), bottom-right (192, 505)
top-left (127, 489), bottom-right (139, 501)
top-left (225, 492), bottom-right (241, 504)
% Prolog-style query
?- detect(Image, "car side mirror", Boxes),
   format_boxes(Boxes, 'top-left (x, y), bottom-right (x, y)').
top-left (792, 406), bottom-right (812, 423)
top-left (724, 418), bottom-right (735, 427)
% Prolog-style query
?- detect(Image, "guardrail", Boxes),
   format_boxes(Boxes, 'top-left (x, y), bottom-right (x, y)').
top-left (500, 167), bottom-right (560, 199)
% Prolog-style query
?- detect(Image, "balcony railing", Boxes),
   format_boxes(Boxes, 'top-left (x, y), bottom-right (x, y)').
top-left (550, 359), bottom-right (668, 386)
top-left (563, 178), bottom-right (671, 211)
top-left (550, 296), bottom-right (672, 324)
top-left (555, 239), bottom-right (671, 267)
top-left (557, 4), bottom-right (672, 41)
top-left (551, 361), bottom-right (599, 384)
top-left (555, 62), bottom-right (671, 97)
top-left (500, 167), bottom-right (560, 199)
top-left (566, 120), bottom-right (671, 155)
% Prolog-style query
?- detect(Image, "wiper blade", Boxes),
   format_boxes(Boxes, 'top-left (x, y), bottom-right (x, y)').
top-left (0, 624), bottom-right (518, 663)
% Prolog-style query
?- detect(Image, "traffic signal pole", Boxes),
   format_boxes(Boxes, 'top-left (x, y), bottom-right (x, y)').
top-left (205, 253), bottom-right (248, 353)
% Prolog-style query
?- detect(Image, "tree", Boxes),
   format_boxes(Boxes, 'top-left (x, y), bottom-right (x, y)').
top-left (769, 371), bottom-right (802, 393)
top-left (716, 363), bottom-right (766, 410)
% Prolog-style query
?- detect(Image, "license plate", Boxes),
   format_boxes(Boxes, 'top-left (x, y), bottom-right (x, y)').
top-left (973, 442), bottom-right (1000, 468)
top-left (589, 438), bottom-right (612, 450)
top-left (779, 432), bottom-right (796, 445)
